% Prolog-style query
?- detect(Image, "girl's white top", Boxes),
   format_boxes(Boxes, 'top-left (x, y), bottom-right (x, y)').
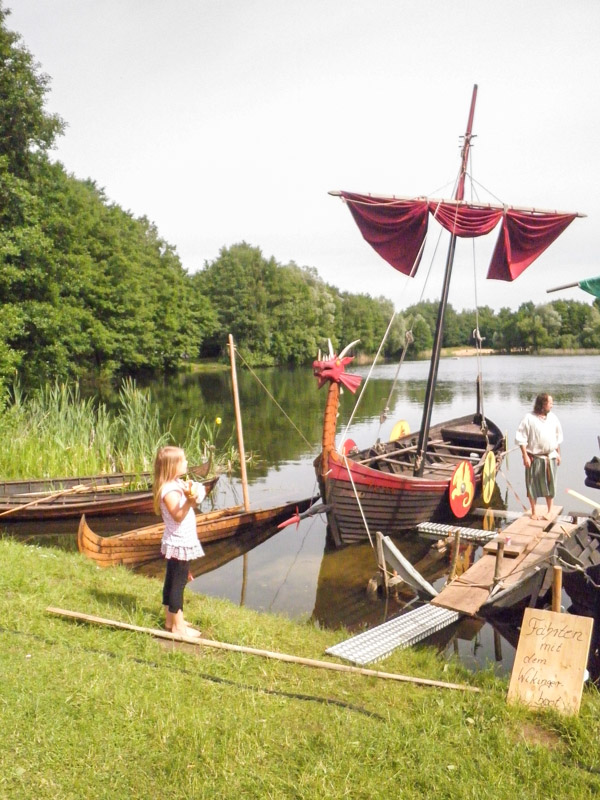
top-left (515, 412), bottom-right (563, 459)
top-left (160, 479), bottom-right (206, 560)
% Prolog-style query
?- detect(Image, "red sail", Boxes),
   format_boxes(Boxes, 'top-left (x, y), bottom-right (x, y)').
top-left (341, 193), bottom-right (429, 276)
top-left (430, 202), bottom-right (502, 237)
top-left (486, 209), bottom-right (577, 281)
top-left (340, 192), bottom-right (576, 281)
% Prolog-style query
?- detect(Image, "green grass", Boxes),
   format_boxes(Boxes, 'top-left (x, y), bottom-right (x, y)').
top-left (1, 537), bottom-right (600, 799)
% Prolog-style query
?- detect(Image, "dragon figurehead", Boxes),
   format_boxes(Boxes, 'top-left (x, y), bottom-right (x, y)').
top-left (313, 340), bottom-right (362, 465)
top-left (312, 339), bottom-right (362, 394)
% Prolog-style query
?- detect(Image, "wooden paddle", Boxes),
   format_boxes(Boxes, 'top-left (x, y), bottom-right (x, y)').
top-left (566, 487), bottom-right (600, 511)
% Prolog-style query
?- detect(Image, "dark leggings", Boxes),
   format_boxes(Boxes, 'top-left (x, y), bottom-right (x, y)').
top-left (162, 558), bottom-right (189, 613)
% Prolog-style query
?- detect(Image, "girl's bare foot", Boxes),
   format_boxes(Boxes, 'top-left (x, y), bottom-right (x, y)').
top-left (171, 625), bottom-right (201, 638)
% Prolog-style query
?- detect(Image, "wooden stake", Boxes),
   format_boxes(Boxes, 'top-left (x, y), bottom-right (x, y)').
top-left (493, 537), bottom-right (505, 587)
top-left (552, 566), bottom-right (563, 613)
top-left (228, 334), bottom-right (250, 512)
top-left (46, 606), bottom-right (480, 693)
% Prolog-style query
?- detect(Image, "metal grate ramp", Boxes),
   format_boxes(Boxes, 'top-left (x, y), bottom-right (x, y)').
top-left (326, 604), bottom-right (461, 666)
top-left (417, 521), bottom-right (496, 545)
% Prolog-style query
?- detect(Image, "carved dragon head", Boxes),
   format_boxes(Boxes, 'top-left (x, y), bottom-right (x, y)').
top-left (312, 339), bottom-right (362, 394)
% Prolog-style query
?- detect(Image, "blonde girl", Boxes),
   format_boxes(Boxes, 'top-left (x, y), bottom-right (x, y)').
top-left (153, 446), bottom-right (206, 636)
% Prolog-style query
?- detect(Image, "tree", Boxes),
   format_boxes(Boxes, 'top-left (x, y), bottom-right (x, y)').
top-left (0, 4), bottom-right (64, 179)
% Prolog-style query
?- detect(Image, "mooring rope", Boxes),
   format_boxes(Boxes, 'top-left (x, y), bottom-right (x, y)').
top-left (234, 347), bottom-right (313, 448)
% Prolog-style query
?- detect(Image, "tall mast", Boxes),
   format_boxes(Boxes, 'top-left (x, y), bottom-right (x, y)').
top-left (414, 84), bottom-right (478, 476)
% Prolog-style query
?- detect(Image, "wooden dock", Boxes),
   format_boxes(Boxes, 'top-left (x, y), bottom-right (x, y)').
top-left (431, 506), bottom-right (575, 616)
top-left (325, 507), bottom-right (576, 666)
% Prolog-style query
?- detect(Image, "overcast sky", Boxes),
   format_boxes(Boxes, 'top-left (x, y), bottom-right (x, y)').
top-left (7, 0), bottom-right (600, 312)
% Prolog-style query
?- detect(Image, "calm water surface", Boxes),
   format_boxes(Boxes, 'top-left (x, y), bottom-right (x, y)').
top-left (157, 353), bottom-right (600, 676)
top-left (11, 354), bottom-right (600, 676)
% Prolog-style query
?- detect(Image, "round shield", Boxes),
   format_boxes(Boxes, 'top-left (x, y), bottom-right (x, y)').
top-left (389, 419), bottom-right (411, 441)
top-left (341, 438), bottom-right (357, 455)
top-left (482, 450), bottom-right (496, 505)
top-left (449, 460), bottom-right (475, 518)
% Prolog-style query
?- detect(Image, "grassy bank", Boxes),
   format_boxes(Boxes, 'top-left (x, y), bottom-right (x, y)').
top-left (2, 538), bottom-right (600, 799)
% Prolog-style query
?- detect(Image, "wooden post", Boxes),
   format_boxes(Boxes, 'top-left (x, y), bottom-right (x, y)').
top-left (552, 566), bottom-right (563, 613)
top-left (375, 531), bottom-right (389, 595)
top-left (493, 537), bottom-right (505, 587)
top-left (447, 529), bottom-right (461, 584)
top-left (228, 334), bottom-right (250, 512)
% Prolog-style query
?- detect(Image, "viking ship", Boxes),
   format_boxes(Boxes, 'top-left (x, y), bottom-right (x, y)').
top-left (314, 85), bottom-right (583, 547)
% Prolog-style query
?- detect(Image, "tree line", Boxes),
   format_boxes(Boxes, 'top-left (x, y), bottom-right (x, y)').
top-left (1, 5), bottom-right (599, 392)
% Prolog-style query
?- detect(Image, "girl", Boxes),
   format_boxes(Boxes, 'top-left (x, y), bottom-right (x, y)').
top-left (153, 446), bottom-right (206, 637)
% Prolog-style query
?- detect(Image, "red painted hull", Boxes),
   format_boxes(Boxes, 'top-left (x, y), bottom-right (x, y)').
top-left (317, 413), bottom-right (504, 546)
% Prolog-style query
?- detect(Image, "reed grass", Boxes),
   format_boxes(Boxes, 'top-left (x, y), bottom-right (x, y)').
top-left (1, 537), bottom-right (599, 799)
top-left (0, 380), bottom-right (236, 479)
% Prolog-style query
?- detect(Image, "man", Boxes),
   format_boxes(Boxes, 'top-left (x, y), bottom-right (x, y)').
top-left (515, 393), bottom-right (563, 520)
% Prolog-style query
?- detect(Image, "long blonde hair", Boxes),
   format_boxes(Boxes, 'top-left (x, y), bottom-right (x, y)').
top-left (153, 446), bottom-right (185, 514)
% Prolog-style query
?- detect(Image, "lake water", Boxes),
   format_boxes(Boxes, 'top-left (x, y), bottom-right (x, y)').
top-left (151, 353), bottom-right (600, 675)
top-left (9, 354), bottom-right (600, 676)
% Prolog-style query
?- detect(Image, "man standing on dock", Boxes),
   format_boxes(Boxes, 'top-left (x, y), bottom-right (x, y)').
top-left (516, 394), bottom-right (563, 520)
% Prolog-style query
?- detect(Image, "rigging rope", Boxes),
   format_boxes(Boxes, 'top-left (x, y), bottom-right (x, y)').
top-left (342, 453), bottom-right (374, 548)
top-left (234, 347), bottom-right (313, 448)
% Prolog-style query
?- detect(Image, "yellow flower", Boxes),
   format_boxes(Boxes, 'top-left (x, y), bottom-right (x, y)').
top-left (215, 417), bottom-right (222, 425)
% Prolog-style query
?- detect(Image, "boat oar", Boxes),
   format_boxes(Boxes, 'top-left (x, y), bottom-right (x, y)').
top-left (566, 488), bottom-right (600, 511)
top-left (46, 607), bottom-right (479, 692)
top-left (0, 483), bottom-right (90, 518)
top-left (277, 503), bottom-right (331, 530)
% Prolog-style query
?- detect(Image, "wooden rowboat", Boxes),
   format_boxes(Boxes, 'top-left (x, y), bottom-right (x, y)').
top-left (0, 462), bottom-right (213, 521)
top-left (78, 496), bottom-right (313, 567)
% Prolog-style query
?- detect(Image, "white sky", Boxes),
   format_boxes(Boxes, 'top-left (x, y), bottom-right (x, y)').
top-left (6, 0), bottom-right (600, 311)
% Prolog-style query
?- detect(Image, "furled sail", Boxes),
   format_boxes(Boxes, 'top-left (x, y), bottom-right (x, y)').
top-left (338, 191), bottom-right (578, 281)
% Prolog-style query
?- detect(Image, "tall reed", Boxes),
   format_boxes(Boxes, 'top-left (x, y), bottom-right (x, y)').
top-left (0, 381), bottom-right (236, 479)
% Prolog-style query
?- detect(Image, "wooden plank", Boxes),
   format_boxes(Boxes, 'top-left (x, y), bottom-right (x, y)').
top-left (431, 507), bottom-right (569, 616)
top-left (482, 541), bottom-right (523, 558)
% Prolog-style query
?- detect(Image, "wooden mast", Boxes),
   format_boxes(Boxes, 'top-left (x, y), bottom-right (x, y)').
top-left (414, 84), bottom-right (478, 476)
top-left (228, 334), bottom-right (251, 512)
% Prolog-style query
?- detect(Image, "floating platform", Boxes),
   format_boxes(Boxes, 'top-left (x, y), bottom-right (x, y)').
top-left (328, 506), bottom-right (576, 666)
top-left (431, 505), bottom-right (574, 616)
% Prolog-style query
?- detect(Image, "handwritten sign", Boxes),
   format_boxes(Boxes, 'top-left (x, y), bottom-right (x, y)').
top-left (507, 608), bottom-right (593, 715)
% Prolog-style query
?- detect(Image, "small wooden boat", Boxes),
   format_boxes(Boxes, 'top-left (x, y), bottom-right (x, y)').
top-left (78, 496), bottom-right (314, 567)
top-left (555, 515), bottom-right (600, 617)
top-left (0, 462), bottom-right (213, 521)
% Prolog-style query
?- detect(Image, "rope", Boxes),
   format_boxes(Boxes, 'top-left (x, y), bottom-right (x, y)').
top-left (496, 464), bottom-right (529, 513)
top-left (234, 347), bottom-right (312, 448)
top-left (376, 329), bottom-right (414, 436)
top-left (341, 203), bottom-right (443, 447)
top-left (338, 313), bottom-right (397, 448)
top-left (342, 453), bottom-right (373, 548)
